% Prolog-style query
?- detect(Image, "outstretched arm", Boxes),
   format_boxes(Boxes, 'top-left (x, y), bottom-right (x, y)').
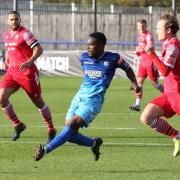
top-left (146, 48), bottom-right (171, 77)
top-left (124, 66), bottom-right (141, 93)
top-left (117, 57), bottom-right (141, 93)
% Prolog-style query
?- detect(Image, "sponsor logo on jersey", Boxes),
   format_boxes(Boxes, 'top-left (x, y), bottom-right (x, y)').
top-left (84, 61), bottom-right (94, 64)
top-left (84, 69), bottom-right (102, 78)
top-left (104, 61), bottom-right (109, 67)
top-left (5, 42), bottom-right (17, 46)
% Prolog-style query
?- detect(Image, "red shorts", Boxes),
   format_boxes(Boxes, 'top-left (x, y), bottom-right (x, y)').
top-left (138, 54), bottom-right (159, 81)
top-left (0, 65), bottom-right (41, 99)
top-left (150, 93), bottom-right (180, 118)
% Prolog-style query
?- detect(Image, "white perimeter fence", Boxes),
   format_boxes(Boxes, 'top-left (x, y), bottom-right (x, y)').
top-left (0, 50), bottom-right (162, 77)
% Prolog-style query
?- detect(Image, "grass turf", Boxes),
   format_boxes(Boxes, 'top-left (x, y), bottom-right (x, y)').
top-left (0, 76), bottom-right (180, 180)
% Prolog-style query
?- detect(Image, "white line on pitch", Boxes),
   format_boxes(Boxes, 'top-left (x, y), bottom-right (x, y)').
top-left (0, 141), bottom-right (172, 147)
top-left (0, 112), bottom-right (139, 115)
top-left (0, 125), bottom-right (141, 130)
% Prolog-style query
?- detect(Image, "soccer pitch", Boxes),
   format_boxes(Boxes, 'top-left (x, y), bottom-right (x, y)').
top-left (0, 76), bottom-right (180, 180)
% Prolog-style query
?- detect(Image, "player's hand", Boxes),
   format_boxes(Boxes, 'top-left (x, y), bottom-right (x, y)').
top-left (145, 45), bottom-right (154, 55)
top-left (129, 84), bottom-right (142, 93)
top-left (135, 46), bottom-right (144, 56)
top-left (3, 62), bottom-right (9, 71)
top-left (19, 61), bottom-right (32, 72)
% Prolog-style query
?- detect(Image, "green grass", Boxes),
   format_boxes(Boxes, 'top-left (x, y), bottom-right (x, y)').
top-left (0, 76), bottom-right (180, 180)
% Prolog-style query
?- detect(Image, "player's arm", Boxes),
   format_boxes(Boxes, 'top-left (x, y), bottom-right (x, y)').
top-left (117, 58), bottom-right (141, 93)
top-left (145, 33), bottom-right (155, 51)
top-left (146, 45), bottom-right (178, 76)
top-left (3, 51), bottom-right (9, 70)
top-left (28, 44), bottom-right (43, 65)
top-left (19, 44), bottom-right (43, 71)
top-left (146, 52), bottom-right (170, 76)
top-left (19, 30), bottom-right (43, 71)
top-left (125, 66), bottom-right (141, 93)
top-left (136, 34), bottom-right (154, 56)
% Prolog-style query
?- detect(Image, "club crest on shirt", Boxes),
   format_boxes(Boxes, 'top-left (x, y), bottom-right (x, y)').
top-left (15, 34), bottom-right (19, 39)
top-left (23, 31), bottom-right (33, 41)
top-left (104, 61), bottom-right (109, 67)
top-left (5, 35), bottom-right (8, 40)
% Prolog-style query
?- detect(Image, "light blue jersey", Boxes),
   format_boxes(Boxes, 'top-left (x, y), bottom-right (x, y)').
top-left (66, 51), bottom-right (130, 127)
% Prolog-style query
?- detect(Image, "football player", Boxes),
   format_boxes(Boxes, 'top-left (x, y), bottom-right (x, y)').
top-left (0, 11), bottom-right (57, 142)
top-left (34, 32), bottom-right (141, 161)
top-left (140, 14), bottom-right (180, 157)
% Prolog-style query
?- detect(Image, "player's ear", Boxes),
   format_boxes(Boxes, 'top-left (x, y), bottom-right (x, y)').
top-left (166, 27), bottom-right (172, 34)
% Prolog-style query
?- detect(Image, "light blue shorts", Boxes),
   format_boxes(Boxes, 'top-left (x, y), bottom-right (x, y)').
top-left (66, 93), bottom-right (104, 127)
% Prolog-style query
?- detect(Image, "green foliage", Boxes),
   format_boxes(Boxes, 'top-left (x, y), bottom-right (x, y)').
top-left (34, 0), bottom-right (175, 7)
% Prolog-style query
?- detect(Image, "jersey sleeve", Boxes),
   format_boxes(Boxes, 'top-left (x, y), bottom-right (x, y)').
top-left (23, 30), bottom-right (39, 49)
top-left (116, 55), bottom-right (130, 71)
top-left (163, 44), bottom-right (179, 68)
top-left (80, 53), bottom-right (85, 67)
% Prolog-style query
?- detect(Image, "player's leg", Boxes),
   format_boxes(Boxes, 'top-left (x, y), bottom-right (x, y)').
top-left (30, 95), bottom-right (57, 143)
top-left (34, 95), bottom-right (83, 161)
top-left (167, 94), bottom-right (180, 157)
top-left (151, 80), bottom-right (164, 93)
top-left (65, 94), bottom-right (103, 161)
top-left (20, 70), bottom-right (56, 143)
top-left (68, 132), bottom-right (103, 161)
top-left (34, 94), bottom-right (103, 161)
top-left (34, 115), bottom-right (102, 161)
top-left (0, 73), bottom-right (26, 141)
top-left (66, 103), bottom-right (103, 161)
top-left (140, 94), bottom-right (180, 156)
top-left (34, 116), bottom-right (82, 161)
top-left (129, 59), bottom-right (146, 111)
top-left (129, 77), bottom-right (144, 111)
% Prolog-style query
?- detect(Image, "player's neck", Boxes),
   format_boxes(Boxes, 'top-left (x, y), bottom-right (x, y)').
top-left (163, 35), bottom-right (176, 45)
top-left (96, 51), bottom-right (105, 59)
top-left (139, 30), bottom-right (147, 35)
top-left (10, 26), bottom-right (21, 33)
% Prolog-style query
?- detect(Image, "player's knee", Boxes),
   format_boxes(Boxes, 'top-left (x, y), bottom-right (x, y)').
top-left (0, 93), bottom-right (7, 106)
top-left (69, 115), bottom-right (84, 130)
top-left (140, 111), bottom-right (151, 126)
top-left (31, 96), bottom-right (45, 109)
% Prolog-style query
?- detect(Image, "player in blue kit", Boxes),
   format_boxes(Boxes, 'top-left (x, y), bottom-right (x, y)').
top-left (34, 32), bottom-right (141, 161)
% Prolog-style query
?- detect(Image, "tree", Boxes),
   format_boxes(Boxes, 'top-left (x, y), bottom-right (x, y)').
top-left (34, 0), bottom-right (178, 8)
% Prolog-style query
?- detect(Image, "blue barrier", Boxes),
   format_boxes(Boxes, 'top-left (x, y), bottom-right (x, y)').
top-left (39, 41), bottom-right (138, 46)
top-left (0, 40), bottom-right (161, 46)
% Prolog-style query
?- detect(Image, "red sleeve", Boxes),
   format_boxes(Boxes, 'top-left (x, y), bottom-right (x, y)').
top-left (148, 52), bottom-right (171, 76)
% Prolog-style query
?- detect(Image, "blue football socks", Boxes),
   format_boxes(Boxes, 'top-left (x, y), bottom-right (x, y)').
top-left (45, 125), bottom-right (75, 153)
top-left (68, 133), bottom-right (94, 147)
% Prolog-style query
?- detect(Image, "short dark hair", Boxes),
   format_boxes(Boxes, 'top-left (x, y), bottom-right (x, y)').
top-left (89, 32), bottom-right (107, 45)
top-left (160, 14), bottom-right (179, 35)
top-left (137, 19), bottom-right (147, 25)
top-left (8, 10), bottom-right (20, 17)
